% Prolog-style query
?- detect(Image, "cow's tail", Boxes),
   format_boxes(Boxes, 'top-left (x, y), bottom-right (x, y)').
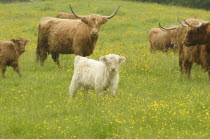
top-left (36, 24), bottom-right (41, 63)
top-left (36, 41), bottom-right (41, 63)
top-left (36, 24), bottom-right (48, 66)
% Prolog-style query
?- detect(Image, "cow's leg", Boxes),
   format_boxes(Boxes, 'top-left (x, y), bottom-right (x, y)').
top-left (179, 56), bottom-right (184, 74)
top-left (94, 85), bottom-right (105, 97)
top-left (12, 63), bottom-right (21, 77)
top-left (208, 71), bottom-right (210, 83)
top-left (69, 79), bottom-right (80, 99)
top-left (179, 46), bottom-right (184, 75)
top-left (179, 61), bottom-right (183, 73)
top-left (36, 47), bottom-right (40, 63)
top-left (107, 81), bottom-right (118, 97)
top-left (179, 58), bottom-right (185, 81)
top-left (182, 60), bottom-right (193, 80)
top-left (38, 47), bottom-right (47, 67)
top-left (108, 87), bottom-right (117, 97)
top-left (83, 86), bottom-right (89, 98)
top-left (51, 52), bottom-right (61, 68)
top-left (1, 65), bottom-right (6, 78)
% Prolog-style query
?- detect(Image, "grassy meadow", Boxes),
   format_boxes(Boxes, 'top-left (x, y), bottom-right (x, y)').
top-left (0, 0), bottom-right (210, 138)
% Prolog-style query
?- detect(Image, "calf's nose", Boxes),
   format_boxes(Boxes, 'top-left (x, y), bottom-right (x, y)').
top-left (111, 67), bottom-right (117, 71)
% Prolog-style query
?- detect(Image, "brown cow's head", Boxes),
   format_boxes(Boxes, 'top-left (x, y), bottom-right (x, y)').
top-left (70, 5), bottom-right (120, 37)
top-left (159, 23), bottom-right (178, 48)
top-left (11, 38), bottom-right (30, 54)
top-left (180, 19), bottom-right (210, 46)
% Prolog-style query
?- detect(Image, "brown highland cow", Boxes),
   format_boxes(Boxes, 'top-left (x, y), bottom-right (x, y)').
top-left (148, 24), bottom-right (178, 52)
top-left (0, 38), bottom-right (30, 78)
top-left (178, 18), bottom-right (210, 81)
top-left (160, 18), bottom-right (208, 81)
top-left (56, 12), bottom-right (77, 19)
top-left (37, 5), bottom-right (120, 67)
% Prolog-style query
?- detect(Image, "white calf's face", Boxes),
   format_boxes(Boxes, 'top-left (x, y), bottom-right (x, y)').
top-left (100, 54), bottom-right (126, 72)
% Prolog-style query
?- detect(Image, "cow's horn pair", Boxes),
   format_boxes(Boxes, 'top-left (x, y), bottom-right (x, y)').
top-left (158, 23), bottom-right (177, 31)
top-left (183, 19), bottom-right (202, 28)
top-left (69, 5), bottom-right (120, 19)
top-left (178, 18), bottom-right (202, 28)
top-left (177, 18), bottom-right (188, 27)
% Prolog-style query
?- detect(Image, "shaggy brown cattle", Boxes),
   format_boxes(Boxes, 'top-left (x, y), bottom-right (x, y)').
top-left (37, 5), bottom-right (120, 67)
top-left (0, 38), bottom-right (30, 78)
top-left (176, 18), bottom-right (210, 81)
top-left (148, 24), bottom-right (178, 52)
top-left (56, 12), bottom-right (77, 19)
top-left (160, 18), bottom-right (206, 80)
top-left (182, 19), bottom-right (210, 46)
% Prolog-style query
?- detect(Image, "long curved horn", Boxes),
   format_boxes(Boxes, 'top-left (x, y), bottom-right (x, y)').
top-left (159, 23), bottom-right (177, 31)
top-left (103, 6), bottom-right (120, 19)
top-left (184, 19), bottom-right (202, 28)
top-left (177, 18), bottom-right (188, 27)
top-left (69, 5), bottom-right (85, 19)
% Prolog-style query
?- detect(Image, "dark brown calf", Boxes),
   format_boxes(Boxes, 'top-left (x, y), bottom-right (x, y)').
top-left (0, 38), bottom-right (30, 78)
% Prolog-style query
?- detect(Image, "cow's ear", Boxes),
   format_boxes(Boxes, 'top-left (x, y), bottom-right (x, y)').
top-left (102, 18), bottom-right (108, 24)
top-left (207, 22), bottom-right (210, 27)
top-left (81, 17), bottom-right (88, 24)
top-left (119, 56), bottom-right (126, 64)
top-left (25, 40), bottom-right (30, 45)
top-left (11, 38), bottom-right (17, 43)
top-left (11, 39), bottom-right (21, 46)
top-left (100, 56), bottom-right (106, 63)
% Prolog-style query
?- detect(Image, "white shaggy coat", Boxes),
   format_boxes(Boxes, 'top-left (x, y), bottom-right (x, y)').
top-left (69, 54), bottom-right (126, 98)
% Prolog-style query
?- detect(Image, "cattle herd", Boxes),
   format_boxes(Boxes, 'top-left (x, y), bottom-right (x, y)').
top-left (0, 5), bottom-right (210, 98)
top-left (150, 18), bottom-right (210, 82)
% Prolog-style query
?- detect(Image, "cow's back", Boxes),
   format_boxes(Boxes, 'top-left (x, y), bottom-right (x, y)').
top-left (0, 41), bottom-right (17, 63)
top-left (74, 56), bottom-right (103, 86)
top-left (56, 12), bottom-right (77, 19)
top-left (149, 28), bottom-right (169, 50)
top-left (39, 17), bottom-right (89, 54)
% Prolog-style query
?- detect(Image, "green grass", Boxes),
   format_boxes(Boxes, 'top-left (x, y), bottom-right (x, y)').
top-left (0, 0), bottom-right (210, 138)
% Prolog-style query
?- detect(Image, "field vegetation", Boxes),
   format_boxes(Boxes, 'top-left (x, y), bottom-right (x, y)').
top-left (0, 0), bottom-right (210, 138)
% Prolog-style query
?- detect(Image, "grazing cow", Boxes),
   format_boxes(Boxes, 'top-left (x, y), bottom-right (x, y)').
top-left (56, 12), bottom-right (77, 19)
top-left (69, 54), bottom-right (126, 99)
top-left (148, 24), bottom-right (178, 52)
top-left (37, 5), bottom-right (120, 67)
top-left (177, 18), bottom-right (210, 81)
top-left (57, 7), bottom-right (128, 20)
top-left (0, 38), bottom-right (30, 78)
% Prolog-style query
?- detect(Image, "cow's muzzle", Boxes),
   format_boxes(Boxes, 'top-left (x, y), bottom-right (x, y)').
top-left (90, 29), bottom-right (99, 36)
top-left (110, 67), bottom-right (117, 72)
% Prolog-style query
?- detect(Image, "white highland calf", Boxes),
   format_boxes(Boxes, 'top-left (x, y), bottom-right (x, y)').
top-left (69, 54), bottom-right (126, 98)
